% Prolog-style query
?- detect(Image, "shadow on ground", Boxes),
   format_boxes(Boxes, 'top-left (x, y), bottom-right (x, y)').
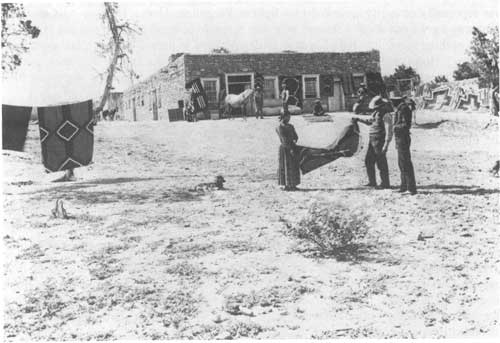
top-left (28, 185), bottom-right (203, 205)
top-left (414, 120), bottom-right (449, 129)
top-left (418, 184), bottom-right (500, 195)
top-left (293, 242), bottom-right (400, 265)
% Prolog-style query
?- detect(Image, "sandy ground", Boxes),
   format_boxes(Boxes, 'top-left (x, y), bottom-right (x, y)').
top-left (2, 110), bottom-right (499, 339)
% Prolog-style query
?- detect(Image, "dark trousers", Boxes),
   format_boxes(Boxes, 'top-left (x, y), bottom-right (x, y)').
top-left (365, 136), bottom-right (390, 187)
top-left (256, 101), bottom-right (263, 118)
top-left (396, 134), bottom-right (416, 192)
top-left (281, 102), bottom-right (289, 120)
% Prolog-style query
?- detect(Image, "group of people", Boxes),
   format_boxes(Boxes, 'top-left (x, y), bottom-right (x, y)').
top-left (276, 94), bottom-right (417, 195)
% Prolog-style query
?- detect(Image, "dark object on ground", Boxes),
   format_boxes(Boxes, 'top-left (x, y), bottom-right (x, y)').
top-left (51, 199), bottom-right (68, 219)
top-left (490, 160), bottom-right (500, 177)
top-left (192, 175), bottom-right (225, 191)
top-left (417, 232), bottom-right (434, 241)
top-left (102, 108), bottom-right (118, 120)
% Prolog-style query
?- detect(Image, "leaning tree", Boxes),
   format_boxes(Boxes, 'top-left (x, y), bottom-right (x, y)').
top-left (59, 3), bottom-right (141, 182)
top-left (94, 2), bottom-right (141, 117)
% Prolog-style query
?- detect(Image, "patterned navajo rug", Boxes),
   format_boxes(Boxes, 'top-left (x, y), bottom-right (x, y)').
top-left (37, 100), bottom-right (94, 172)
top-left (297, 121), bottom-right (360, 174)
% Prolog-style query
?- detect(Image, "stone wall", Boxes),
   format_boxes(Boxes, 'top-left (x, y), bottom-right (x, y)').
top-left (184, 51), bottom-right (380, 80)
top-left (184, 51), bottom-right (379, 114)
top-left (121, 54), bottom-right (186, 121)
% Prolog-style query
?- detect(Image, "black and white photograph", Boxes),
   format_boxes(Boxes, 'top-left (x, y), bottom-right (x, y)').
top-left (1, 0), bottom-right (499, 340)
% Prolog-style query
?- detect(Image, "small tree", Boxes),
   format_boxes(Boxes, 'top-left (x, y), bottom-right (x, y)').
top-left (384, 64), bottom-right (420, 93)
top-left (453, 61), bottom-right (480, 81)
top-left (433, 75), bottom-right (448, 83)
top-left (468, 26), bottom-right (499, 88)
top-left (1, 3), bottom-right (40, 72)
top-left (211, 46), bottom-right (230, 54)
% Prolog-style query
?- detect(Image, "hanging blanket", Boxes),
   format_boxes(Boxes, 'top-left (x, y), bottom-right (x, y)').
top-left (2, 104), bottom-right (32, 151)
top-left (297, 121), bottom-right (360, 174)
top-left (37, 100), bottom-right (94, 172)
top-left (185, 78), bottom-right (208, 113)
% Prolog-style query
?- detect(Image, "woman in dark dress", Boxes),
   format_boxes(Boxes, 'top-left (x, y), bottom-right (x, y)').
top-left (276, 112), bottom-right (300, 191)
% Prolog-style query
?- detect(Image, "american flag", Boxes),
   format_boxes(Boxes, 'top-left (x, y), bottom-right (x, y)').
top-left (185, 78), bottom-right (208, 113)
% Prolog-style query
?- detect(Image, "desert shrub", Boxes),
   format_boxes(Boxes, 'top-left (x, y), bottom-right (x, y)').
top-left (288, 201), bottom-right (370, 254)
top-left (227, 321), bottom-right (263, 338)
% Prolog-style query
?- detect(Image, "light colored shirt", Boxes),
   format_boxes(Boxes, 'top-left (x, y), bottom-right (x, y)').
top-left (281, 89), bottom-right (289, 102)
top-left (383, 112), bottom-right (393, 145)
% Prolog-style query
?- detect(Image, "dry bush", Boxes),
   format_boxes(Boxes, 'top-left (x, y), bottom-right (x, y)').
top-left (227, 321), bottom-right (264, 338)
top-left (287, 201), bottom-right (370, 255)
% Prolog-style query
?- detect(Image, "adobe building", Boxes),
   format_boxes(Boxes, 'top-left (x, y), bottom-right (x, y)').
top-left (120, 50), bottom-right (381, 121)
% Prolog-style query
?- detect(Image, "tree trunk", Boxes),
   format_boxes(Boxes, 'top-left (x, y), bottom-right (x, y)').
top-left (94, 3), bottom-right (120, 117)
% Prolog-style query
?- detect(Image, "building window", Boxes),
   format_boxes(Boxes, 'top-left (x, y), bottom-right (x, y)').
top-left (353, 73), bottom-right (365, 91)
top-left (264, 77), bottom-right (278, 99)
top-left (303, 74), bottom-right (319, 99)
top-left (225, 73), bottom-right (254, 96)
top-left (201, 78), bottom-right (220, 108)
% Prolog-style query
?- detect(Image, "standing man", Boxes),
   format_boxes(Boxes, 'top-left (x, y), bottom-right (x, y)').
top-left (254, 85), bottom-right (264, 119)
top-left (489, 83), bottom-right (499, 117)
top-left (393, 96), bottom-right (417, 194)
top-left (355, 95), bottom-right (393, 189)
top-left (276, 111), bottom-right (300, 191)
top-left (280, 82), bottom-right (290, 120)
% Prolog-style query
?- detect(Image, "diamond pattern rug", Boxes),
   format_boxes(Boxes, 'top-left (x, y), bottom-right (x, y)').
top-left (37, 100), bottom-right (94, 172)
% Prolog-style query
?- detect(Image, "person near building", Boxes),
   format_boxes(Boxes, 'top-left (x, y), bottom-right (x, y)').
top-left (280, 82), bottom-right (290, 120)
top-left (357, 82), bottom-right (368, 99)
top-left (276, 111), bottom-right (300, 191)
top-left (254, 85), bottom-right (264, 119)
top-left (183, 88), bottom-right (197, 122)
top-left (393, 96), bottom-right (417, 194)
top-left (354, 95), bottom-right (393, 189)
top-left (312, 100), bottom-right (326, 116)
top-left (489, 83), bottom-right (499, 117)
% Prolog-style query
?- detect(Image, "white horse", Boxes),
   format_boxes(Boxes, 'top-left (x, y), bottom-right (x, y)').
top-left (222, 88), bottom-right (254, 120)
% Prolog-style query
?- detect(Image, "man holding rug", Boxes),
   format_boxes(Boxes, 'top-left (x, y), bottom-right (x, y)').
top-left (354, 95), bottom-right (393, 189)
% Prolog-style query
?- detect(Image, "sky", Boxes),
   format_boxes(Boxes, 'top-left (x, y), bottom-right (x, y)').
top-left (1, 0), bottom-right (498, 106)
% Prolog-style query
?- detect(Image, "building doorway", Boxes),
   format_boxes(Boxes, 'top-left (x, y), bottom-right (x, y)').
top-left (225, 73), bottom-right (254, 116)
top-left (152, 89), bottom-right (158, 120)
top-left (330, 78), bottom-right (345, 111)
top-left (132, 97), bottom-right (137, 121)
